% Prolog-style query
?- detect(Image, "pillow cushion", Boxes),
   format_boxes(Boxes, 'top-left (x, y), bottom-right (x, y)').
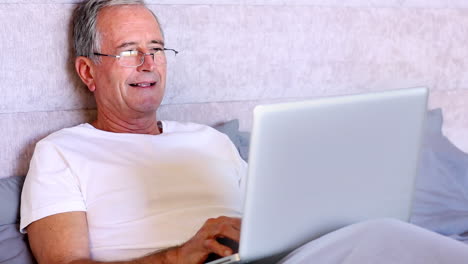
top-left (0, 224), bottom-right (35, 264)
top-left (0, 176), bottom-right (35, 263)
top-left (0, 176), bottom-right (25, 225)
top-left (213, 119), bottom-right (250, 161)
top-left (411, 109), bottom-right (468, 242)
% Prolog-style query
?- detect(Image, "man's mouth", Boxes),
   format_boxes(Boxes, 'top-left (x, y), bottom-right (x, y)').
top-left (129, 82), bottom-right (156, 88)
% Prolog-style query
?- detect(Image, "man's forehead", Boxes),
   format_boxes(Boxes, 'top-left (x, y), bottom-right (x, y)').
top-left (97, 5), bottom-right (163, 49)
top-left (98, 4), bottom-right (157, 20)
top-left (97, 5), bottom-right (160, 30)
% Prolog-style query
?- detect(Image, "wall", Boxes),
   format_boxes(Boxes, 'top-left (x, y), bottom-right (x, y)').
top-left (1, 0), bottom-right (468, 177)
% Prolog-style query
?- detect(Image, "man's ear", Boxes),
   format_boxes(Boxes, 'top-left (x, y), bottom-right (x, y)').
top-left (75, 56), bottom-right (97, 92)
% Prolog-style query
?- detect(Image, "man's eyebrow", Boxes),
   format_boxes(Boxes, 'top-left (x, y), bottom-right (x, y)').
top-left (150, 40), bottom-right (165, 46)
top-left (116, 42), bottom-right (138, 50)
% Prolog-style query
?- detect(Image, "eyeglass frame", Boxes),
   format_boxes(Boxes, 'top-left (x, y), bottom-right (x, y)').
top-left (93, 48), bottom-right (179, 68)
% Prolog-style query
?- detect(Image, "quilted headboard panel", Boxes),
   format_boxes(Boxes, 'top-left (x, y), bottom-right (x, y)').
top-left (1, 0), bottom-right (468, 178)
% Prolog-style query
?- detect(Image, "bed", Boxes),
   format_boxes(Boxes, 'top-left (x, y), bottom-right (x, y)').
top-left (2, 1), bottom-right (468, 263)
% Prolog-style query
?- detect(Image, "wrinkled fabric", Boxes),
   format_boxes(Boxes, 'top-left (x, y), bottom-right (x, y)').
top-left (279, 219), bottom-right (468, 264)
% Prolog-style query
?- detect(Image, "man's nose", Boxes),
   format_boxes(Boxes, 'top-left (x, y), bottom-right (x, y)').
top-left (138, 53), bottom-right (156, 72)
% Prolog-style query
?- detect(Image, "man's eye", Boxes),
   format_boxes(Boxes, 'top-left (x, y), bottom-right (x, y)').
top-left (120, 50), bottom-right (139, 57)
top-left (151, 48), bottom-right (164, 53)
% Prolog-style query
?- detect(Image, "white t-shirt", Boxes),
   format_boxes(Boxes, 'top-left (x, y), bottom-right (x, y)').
top-left (20, 121), bottom-right (247, 261)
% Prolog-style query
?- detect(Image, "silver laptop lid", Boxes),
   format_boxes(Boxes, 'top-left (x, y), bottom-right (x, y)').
top-left (239, 88), bottom-right (428, 262)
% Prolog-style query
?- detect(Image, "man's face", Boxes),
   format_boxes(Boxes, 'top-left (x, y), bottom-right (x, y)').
top-left (92, 5), bottom-right (166, 117)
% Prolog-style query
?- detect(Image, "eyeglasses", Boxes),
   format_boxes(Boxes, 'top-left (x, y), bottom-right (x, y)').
top-left (93, 48), bottom-right (178, 67)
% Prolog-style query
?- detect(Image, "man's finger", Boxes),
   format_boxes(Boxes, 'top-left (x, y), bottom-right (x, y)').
top-left (217, 226), bottom-right (241, 242)
top-left (204, 217), bottom-right (241, 241)
top-left (227, 217), bottom-right (241, 231)
top-left (204, 238), bottom-right (234, 257)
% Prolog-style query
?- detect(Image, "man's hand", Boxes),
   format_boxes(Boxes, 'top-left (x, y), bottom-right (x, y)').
top-left (175, 216), bottom-right (241, 264)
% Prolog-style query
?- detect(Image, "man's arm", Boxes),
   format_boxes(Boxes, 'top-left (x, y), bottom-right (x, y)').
top-left (27, 212), bottom-right (240, 264)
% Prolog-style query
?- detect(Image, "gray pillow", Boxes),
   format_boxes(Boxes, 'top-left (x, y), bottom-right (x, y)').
top-left (0, 176), bottom-right (35, 263)
top-left (0, 224), bottom-right (35, 264)
top-left (0, 176), bottom-right (25, 225)
top-left (213, 119), bottom-right (250, 161)
top-left (411, 109), bottom-right (468, 242)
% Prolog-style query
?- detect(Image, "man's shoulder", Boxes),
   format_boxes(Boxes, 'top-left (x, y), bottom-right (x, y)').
top-left (162, 120), bottom-right (234, 144)
top-left (37, 123), bottom-right (94, 146)
top-left (163, 120), bottom-right (217, 134)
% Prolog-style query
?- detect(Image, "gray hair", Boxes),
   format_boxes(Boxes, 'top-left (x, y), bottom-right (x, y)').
top-left (72, 0), bottom-right (163, 62)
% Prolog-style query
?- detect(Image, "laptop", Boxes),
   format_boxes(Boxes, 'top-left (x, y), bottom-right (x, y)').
top-left (207, 87), bottom-right (428, 264)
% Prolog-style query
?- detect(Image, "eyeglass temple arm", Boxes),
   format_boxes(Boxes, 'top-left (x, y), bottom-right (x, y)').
top-left (163, 48), bottom-right (179, 55)
top-left (93, 52), bottom-right (119, 58)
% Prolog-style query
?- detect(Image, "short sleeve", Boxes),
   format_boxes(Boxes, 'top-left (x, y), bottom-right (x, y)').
top-left (20, 141), bottom-right (86, 233)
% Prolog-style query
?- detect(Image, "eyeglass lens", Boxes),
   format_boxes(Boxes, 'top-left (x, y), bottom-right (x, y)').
top-left (119, 50), bottom-right (176, 67)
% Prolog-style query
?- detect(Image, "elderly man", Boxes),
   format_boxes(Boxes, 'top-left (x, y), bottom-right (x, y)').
top-left (21, 0), bottom-right (245, 263)
top-left (20, 1), bottom-right (468, 264)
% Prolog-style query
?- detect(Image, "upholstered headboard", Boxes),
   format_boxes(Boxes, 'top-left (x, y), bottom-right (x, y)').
top-left (2, 0), bottom-right (468, 179)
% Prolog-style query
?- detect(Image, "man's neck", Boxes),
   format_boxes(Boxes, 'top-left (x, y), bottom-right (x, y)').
top-left (92, 109), bottom-right (162, 135)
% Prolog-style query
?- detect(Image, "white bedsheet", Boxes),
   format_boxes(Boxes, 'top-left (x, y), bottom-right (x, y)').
top-left (279, 219), bottom-right (468, 264)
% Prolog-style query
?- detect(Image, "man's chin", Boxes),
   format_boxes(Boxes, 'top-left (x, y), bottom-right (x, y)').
top-left (133, 100), bottom-right (163, 115)
top-left (124, 88), bottom-right (165, 115)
